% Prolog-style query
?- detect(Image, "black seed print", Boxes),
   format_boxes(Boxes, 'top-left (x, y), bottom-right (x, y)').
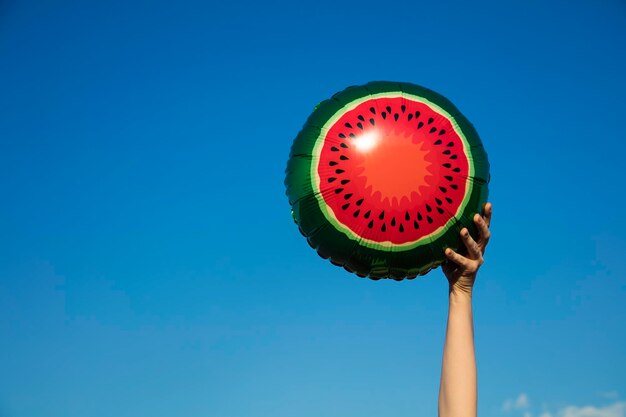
top-left (357, 115), bottom-right (365, 121)
top-left (417, 212), bottom-right (423, 221)
top-left (452, 167), bottom-right (461, 173)
top-left (364, 210), bottom-right (371, 219)
top-left (443, 150), bottom-right (451, 155)
top-left (331, 146), bottom-right (339, 152)
top-left (444, 175), bottom-right (453, 181)
top-left (381, 112), bottom-right (387, 119)
top-left (450, 155), bottom-right (458, 160)
top-left (446, 142), bottom-right (454, 147)
top-left (428, 117), bottom-right (434, 124)
top-left (436, 207), bottom-right (444, 214)
top-left (338, 133), bottom-right (346, 138)
top-left (349, 133), bottom-right (355, 138)
top-left (386, 106), bottom-right (391, 113)
top-left (391, 217), bottom-right (396, 226)
top-left (344, 193), bottom-right (352, 200)
top-left (345, 122), bottom-right (353, 129)
top-left (329, 160), bottom-right (338, 165)
top-left (429, 127), bottom-right (437, 134)
top-left (450, 184), bottom-right (458, 190)
top-left (368, 220), bottom-right (374, 228)
top-left (379, 211), bottom-right (385, 220)
top-left (328, 178), bottom-right (338, 183)
top-left (353, 209), bottom-right (360, 217)
top-left (401, 105), bottom-right (406, 113)
top-left (408, 114), bottom-right (413, 121)
top-left (356, 198), bottom-right (364, 206)
top-left (439, 129), bottom-right (446, 135)
top-left (445, 197), bottom-right (453, 204)
top-left (427, 216), bottom-right (433, 224)
top-left (443, 163), bottom-right (452, 168)
top-left (370, 107), bottom-right (376, 114)
top-left (418, 122), bottom-right (424, 129)
top-left (426, 204), bottom-right (432, 212)
top-left (415, 111), bottom-right (421, 118)
top-left (394, 113), bottom-right (399, 121)
top-left (414, 220), bottom-right (419, 229)
top-left (434, 139), bottom-right (442, 145)
top-left (334, 188), bottom-right (343, 194)
top-left (369, 118), bottom-right (375, 126)
top-left (399, 224), bottom-right (404, 232)
top-left (342, 203), bottom-right (350, 210)
top-left (435, 198), bottom-right (442, 205)
top-left (439, 186), bottom-right (447, 193)
top-left (340, 143), bottom-right (348, 148)
top-left (336, 169), bottom-right (345, 174)
top-left (357, 122), bottom-right (363, 130)
top-left (405, 212), bottom-right (410, 221)
top-left (340, 179), bottom-right (350, 185)
top-left (340, 155), bottom-right (349, 160)
top-left (381, 223), bottom-right (387, 232)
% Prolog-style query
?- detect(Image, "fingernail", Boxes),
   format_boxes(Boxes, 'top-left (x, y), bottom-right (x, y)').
top-left (445, 249), bottom-right (451, 255)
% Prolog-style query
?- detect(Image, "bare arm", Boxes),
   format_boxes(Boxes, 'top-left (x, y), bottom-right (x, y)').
top-left (438, 203), bottom-right (492, 417)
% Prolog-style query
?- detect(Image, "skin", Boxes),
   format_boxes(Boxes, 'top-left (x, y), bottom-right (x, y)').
top-left (438, 203), bottom-right (492, 417)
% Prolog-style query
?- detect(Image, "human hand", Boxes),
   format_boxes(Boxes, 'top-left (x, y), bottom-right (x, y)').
top-left (442, 203), bottom-right (492, 297)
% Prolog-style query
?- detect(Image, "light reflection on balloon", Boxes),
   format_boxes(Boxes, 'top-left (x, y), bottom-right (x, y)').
top-left (353, 130), bottom-right (380, 153)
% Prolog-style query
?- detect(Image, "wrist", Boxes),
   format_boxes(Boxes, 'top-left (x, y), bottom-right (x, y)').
top-left (449, 287), bottom-right (473, 305)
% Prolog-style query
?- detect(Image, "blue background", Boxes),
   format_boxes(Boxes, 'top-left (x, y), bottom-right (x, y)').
top-left (1, 0), bottom-right (625, 416)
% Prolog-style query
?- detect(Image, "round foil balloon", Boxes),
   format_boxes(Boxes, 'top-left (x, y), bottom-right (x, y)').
top-left (285, 81), bottom-right (490, 280)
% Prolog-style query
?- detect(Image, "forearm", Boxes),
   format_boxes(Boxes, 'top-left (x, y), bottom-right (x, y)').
top-left (438, 291), bottom-right (476, 417)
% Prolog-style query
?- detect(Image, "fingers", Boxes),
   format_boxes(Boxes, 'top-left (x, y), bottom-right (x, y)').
top-left (474, 213), bottom-right (491, 251)
top-left (444, 248), bottom-right (472, 268)
top-left (461, 227), bottom-right (482, 259)
top-left (482, 202), bottom-right (492, 228)
top-left (443, 202), bottom-right (492, 272)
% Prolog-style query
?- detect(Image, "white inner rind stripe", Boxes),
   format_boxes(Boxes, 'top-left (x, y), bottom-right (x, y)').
top-left (310, 91), bottom-right (475, 251)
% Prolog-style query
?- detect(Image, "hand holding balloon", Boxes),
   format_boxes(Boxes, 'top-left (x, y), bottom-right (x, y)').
top-left (442, 203), bottom-right (492, 296)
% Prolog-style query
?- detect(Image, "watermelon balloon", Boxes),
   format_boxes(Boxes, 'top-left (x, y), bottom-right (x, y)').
top-left (285, 81), bottom-right (489, 280)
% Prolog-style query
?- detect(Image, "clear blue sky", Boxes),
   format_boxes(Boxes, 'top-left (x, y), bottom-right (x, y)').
top-left (1, 0), bottom-right (625, 416)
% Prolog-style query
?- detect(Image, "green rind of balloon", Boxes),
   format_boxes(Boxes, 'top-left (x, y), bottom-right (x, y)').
top-left (285, 81), bottom-right (490, 279)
